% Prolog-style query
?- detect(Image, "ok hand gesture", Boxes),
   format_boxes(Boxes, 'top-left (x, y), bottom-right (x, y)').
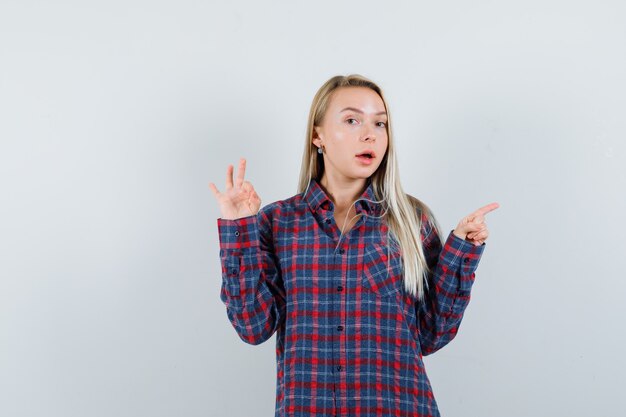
top-left (209, 158), bottom-right (261, 220)
top-left (453, 202), bottom-right (499, 246)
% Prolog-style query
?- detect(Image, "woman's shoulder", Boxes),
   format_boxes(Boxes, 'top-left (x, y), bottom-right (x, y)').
top-left (257, 190), bottom-right (307, 220)
top-left (404, 193), bottom-right (441, 239)
top-left (404, 193), bottom-right (433, 222)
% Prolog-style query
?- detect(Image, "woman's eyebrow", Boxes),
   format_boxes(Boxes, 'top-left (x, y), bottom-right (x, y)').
top-left (339, 107), bottom-right (387, 116)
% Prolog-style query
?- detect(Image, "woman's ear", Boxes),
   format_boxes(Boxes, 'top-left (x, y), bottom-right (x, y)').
top-left (312, 129), bottom-right (322, 147)
top-left (314, 124), bottom-right (326, 139)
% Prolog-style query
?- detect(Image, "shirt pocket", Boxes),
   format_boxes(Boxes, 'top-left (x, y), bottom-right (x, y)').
top-left (361, 244), bottom-right (404, 298)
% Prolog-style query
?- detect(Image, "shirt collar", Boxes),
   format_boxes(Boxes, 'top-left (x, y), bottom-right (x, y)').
top-left (304, 177), bottom-right (382, 216)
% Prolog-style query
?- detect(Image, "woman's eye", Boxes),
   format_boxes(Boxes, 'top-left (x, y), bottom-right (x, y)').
top-left (346, 118), bottom-right (386, 127)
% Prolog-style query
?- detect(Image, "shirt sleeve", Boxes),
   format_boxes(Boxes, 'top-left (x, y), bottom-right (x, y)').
top-left (416, 216), bottom-right (485, 356)
top-left (217, 208), bottom-right (286, 346)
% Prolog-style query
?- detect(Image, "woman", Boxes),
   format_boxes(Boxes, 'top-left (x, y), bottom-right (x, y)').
top-left (209, 74), bottom-right (498, 417)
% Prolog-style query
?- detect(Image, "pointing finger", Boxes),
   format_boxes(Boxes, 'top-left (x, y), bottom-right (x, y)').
top-left (471, 202), bottom-right (500, 218)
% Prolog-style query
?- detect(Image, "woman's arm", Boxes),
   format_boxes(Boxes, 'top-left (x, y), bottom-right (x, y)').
top-left (416, 216), bottom-right (485, 356)
top-left (217, 207), bottom-right (286, 345)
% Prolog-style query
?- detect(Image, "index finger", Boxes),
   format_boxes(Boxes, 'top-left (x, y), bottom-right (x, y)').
top-left (235, 158), bottom-right (246, 188)
top-left (471, 202), bottom-right (500, 217)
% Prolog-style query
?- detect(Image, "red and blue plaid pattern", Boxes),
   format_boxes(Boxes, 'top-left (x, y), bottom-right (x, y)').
top-left (218, 178), bottom-right (485, 417)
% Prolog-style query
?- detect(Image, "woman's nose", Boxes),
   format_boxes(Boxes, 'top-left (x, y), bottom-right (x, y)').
top-left (360, 124), bottom-right (376, 142)
top-left (361, 130), bottom-right (376, 142)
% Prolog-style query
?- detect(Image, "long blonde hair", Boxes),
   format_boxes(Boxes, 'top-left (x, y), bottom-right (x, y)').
top-left (297, 74), bottom-right (444, 301)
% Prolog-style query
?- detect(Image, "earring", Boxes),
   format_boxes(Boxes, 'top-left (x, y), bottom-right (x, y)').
top-left (317, 147), bottom-right (323, 154)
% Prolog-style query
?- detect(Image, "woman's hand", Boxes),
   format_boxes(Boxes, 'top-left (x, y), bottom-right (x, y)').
top-left (209, 158), bottom-right (261, 220)
top-left (453, 202), bottom-right (499, 246)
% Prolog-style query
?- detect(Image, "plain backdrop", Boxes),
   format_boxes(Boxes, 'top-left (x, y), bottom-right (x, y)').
top-left (1, 1), bottom-right (625, 416)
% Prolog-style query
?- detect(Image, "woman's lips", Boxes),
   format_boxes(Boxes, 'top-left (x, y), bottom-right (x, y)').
top-left (355, 155), bottom-right (374, 165)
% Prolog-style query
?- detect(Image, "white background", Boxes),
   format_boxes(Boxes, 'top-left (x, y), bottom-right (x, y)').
top-left (1, 1), bottom-right (625, 416)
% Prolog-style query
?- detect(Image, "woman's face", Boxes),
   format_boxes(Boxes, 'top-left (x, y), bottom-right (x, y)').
top-left (314, 86), bottom-right (389, 183)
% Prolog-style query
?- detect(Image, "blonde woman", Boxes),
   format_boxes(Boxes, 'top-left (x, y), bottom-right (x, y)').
top-left (209, 74), bottom-right (499, 417)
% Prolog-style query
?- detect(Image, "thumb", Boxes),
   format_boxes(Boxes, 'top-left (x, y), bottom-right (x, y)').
top-left (251, 190), bottom-right (261, 203)
top-left (458, 222), bottom-right (483, 234)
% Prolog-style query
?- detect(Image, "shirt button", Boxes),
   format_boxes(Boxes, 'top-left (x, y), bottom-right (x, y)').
top-left (464, 257), bottom-right (470, 263)
top-left (337, 365), bottom-right (342, 371)
top-left (339, 249), bottom-right (345, 254)
top-left (337, 285), bottom-right (343, 291)
top-left (325, 218), bottom-right (331, 224)
top-left (234, 231), bottom-right (240, 237)
top-left (337, 325), bottom-right (343, 331)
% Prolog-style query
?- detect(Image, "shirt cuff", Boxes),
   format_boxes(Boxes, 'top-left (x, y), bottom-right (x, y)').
top-left (441, 230), bottom-right (485, 290)
top-left (217, 214), bottom-right (260, 250)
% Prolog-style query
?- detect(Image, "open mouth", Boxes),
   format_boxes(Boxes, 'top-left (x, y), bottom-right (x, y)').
top-left (355, 150), bottom-right (375, 164)
top-left (355, 151), bottom-right (375, 159)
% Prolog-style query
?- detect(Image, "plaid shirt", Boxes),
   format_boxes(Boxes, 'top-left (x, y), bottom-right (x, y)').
top-left (217, 178), bottom-right (485, 417)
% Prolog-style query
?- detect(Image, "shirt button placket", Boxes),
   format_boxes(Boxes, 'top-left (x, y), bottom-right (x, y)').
top-left (334, 247), bottom-right (346, 379)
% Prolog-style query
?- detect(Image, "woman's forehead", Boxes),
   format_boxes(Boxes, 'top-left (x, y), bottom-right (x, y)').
top-left (329, 87), bottom-right (386, 115)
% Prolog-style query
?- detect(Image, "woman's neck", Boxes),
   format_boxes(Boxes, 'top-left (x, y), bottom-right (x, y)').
top-left (319, 173), bottom-right (367, 213)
